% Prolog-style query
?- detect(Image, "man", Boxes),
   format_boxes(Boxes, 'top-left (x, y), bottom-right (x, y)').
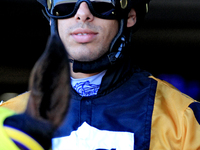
top-left (1, 0), bottom-right (200, 149)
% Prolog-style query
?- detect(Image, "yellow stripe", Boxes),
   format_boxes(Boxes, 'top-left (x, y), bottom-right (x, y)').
top-left (4, 126), bottom-right (44, 150)
top-left (0, 108), bottom-right (19, 150)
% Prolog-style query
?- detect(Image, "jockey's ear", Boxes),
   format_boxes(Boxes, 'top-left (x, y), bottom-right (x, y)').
top-left (25, 33), bottom-right (71, 128)
top-left (127, 8), bottom-right (137, 28)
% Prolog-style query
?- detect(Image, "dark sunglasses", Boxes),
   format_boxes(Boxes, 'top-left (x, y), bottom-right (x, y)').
top-left (45, 0), bottom-right (128, 19)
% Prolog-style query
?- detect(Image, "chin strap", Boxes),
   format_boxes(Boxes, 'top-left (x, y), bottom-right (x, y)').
top-left (71, 35), bottom-right (127, 73)
top-left (71, 19), bottom-right (128, 73)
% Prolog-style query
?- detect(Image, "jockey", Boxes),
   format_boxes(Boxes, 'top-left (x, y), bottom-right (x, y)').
top-left (1, 0), bottom-right (200, 149)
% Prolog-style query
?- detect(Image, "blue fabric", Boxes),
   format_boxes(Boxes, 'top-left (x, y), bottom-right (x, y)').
top-left (54, 68), bottom-right (157, 150)
top-left (189, 102), bottom-right (200, 125)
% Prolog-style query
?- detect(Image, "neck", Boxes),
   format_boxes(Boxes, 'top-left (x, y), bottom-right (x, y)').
top-left (70, 63), bottom-right (99, 79)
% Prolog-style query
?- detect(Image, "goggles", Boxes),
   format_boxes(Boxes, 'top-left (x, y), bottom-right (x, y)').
top-left (45, 0), bottom-right (129, 19)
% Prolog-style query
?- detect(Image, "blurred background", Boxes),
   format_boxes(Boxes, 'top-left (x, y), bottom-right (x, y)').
top-left (0, 0), bottom-right (200, 101)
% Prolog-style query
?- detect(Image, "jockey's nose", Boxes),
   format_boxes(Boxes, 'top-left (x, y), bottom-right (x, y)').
top-left (74, 2), bottom-right (94, 22)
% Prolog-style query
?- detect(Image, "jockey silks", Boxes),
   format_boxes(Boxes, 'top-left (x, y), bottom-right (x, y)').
top-left (1, 58), bottom-right (200, 149)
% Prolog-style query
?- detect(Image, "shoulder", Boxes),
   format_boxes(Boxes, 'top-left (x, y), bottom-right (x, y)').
top-left (0, 92), bottom-right (30, 113)
top-left (150, 76), bottom-right (195, 109)
top-left (150, 75), bottom-right (199, 121)
top-left (149, 76), bottom-right (200, 149)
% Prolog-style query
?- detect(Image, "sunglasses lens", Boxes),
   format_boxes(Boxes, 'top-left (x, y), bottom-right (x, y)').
top-left (53, 3), bottom-right (76, 16)
top-left (52, 1), bottom-right (115, 18)
top-left (92, 2), bottom-right (115, 16)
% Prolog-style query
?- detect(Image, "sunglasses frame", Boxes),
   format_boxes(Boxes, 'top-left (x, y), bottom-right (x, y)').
top-left (45, 0), bottom-right (129, 19)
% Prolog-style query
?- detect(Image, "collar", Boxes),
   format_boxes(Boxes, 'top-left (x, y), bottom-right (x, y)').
top-left (71, 70), bottom-right (107, 97)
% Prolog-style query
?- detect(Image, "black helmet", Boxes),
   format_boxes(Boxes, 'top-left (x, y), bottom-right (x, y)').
top-left (37, 0), bottom-right (150, 73)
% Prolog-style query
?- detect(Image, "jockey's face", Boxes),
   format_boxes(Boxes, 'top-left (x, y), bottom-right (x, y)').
top-left (57, 2), bottom-right (119, 62)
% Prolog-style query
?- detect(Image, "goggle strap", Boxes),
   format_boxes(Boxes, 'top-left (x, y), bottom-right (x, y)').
top-left (42, 9), bottom-right (50, 22)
